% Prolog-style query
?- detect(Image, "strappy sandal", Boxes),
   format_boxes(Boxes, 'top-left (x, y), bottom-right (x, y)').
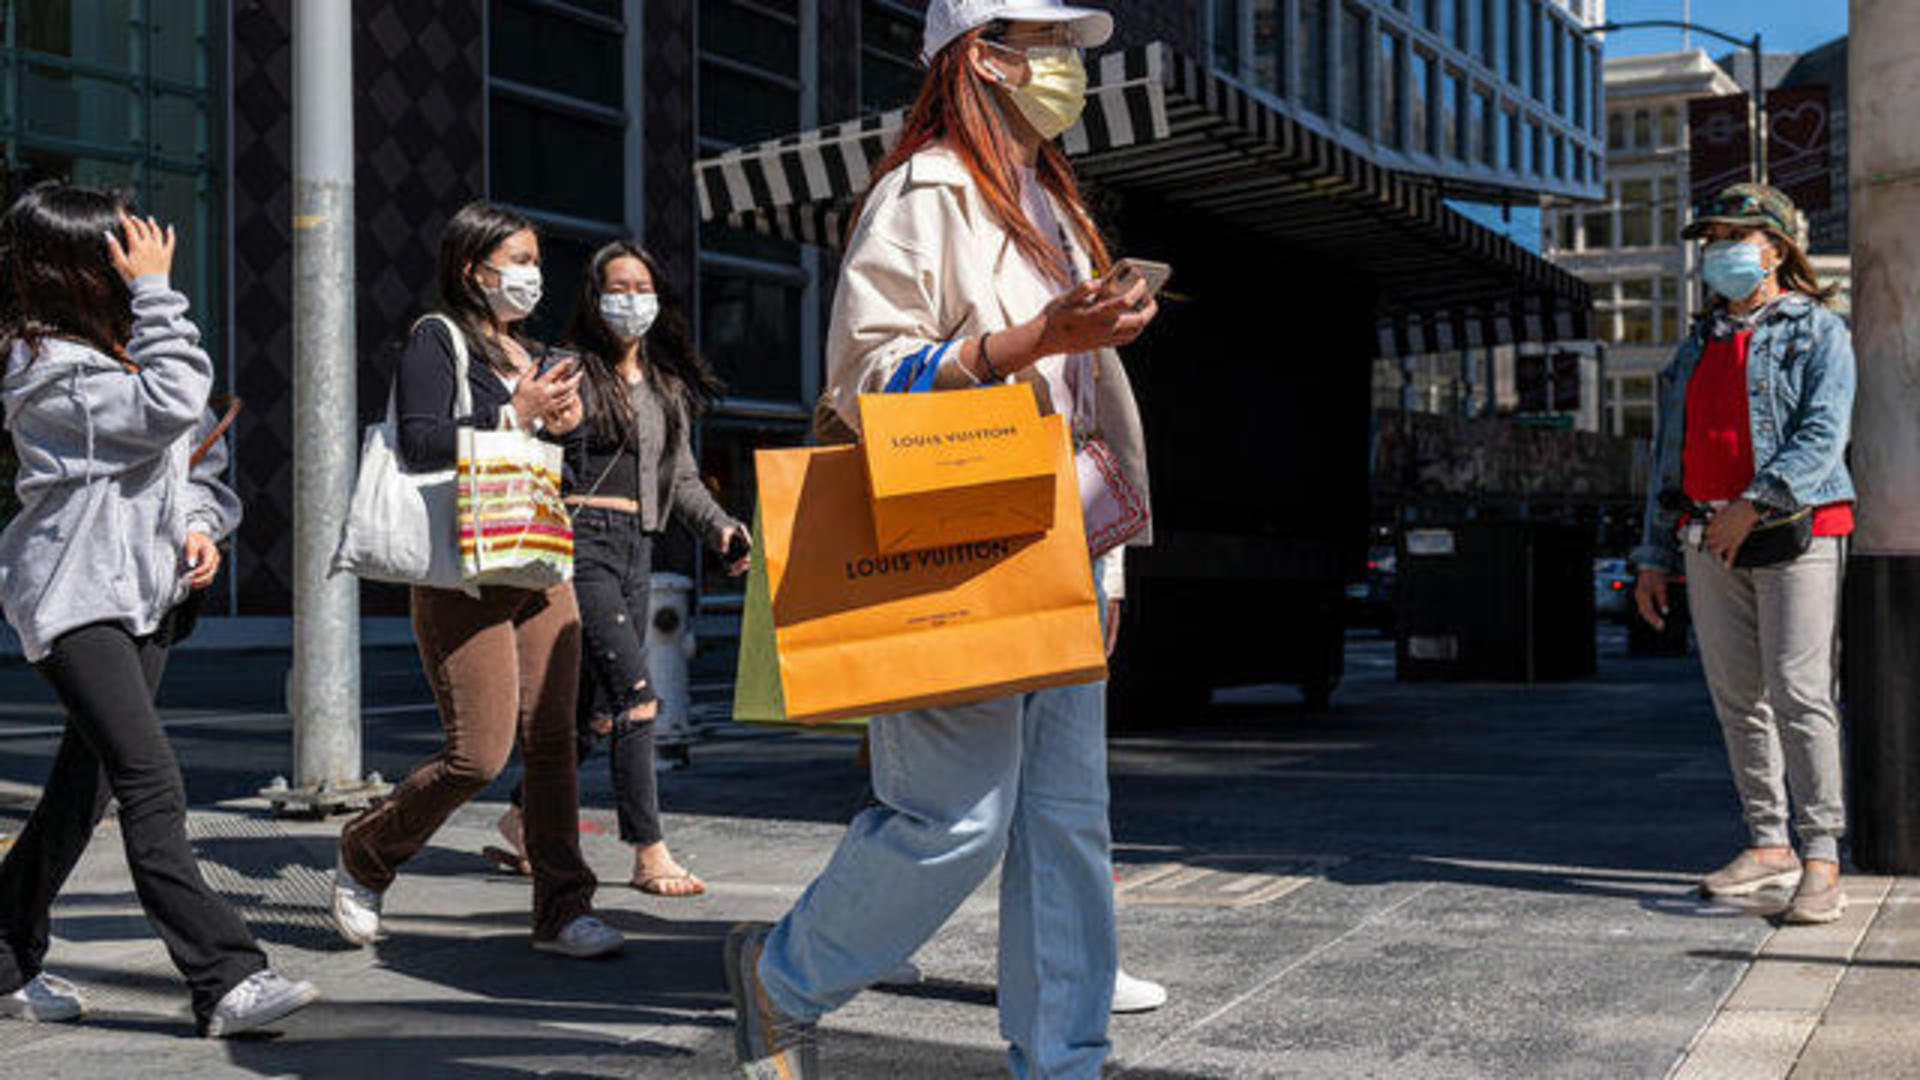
top-left (631, 869), bottom-right (707, 898)
top-left (482, 846), bottom-right (531, 877)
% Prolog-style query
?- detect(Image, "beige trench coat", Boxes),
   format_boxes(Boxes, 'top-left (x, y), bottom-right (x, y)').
top-left (821, 143), bottom-right (1153, 598)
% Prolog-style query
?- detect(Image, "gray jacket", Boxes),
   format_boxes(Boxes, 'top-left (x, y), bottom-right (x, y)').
top-left (0, 275), bottom-right (241, 661)
top-left (629, 379), bottom-right (739, 545)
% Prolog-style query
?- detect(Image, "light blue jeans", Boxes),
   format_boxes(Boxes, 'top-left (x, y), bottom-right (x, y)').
top-left (758, 641), bottom-right (1115, 1077)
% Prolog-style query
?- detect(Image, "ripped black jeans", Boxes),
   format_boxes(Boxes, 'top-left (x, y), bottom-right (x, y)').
top-left (513, 507), bottom-right (664, 846)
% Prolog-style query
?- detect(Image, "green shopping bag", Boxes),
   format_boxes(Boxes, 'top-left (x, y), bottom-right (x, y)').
top-left (732, 510), bottom-right (868, 734)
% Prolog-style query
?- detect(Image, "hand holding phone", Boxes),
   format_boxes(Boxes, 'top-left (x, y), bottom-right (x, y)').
top-left (1099, 258), bottom-right (1173, 309)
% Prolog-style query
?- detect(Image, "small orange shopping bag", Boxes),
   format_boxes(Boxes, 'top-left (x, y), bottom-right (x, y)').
top-left (735, 414), bottom-right (1104, 725)
top-left (856, 384), bottom-right (1057, 554)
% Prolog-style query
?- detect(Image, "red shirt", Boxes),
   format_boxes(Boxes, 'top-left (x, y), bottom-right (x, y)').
top-left (1683, 329), bottom-right (1853, 536)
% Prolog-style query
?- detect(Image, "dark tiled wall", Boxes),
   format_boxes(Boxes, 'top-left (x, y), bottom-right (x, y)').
top-left (228, 0), bottom-right (484, 615)
top-left (643, 0), bottom-right (698, 300)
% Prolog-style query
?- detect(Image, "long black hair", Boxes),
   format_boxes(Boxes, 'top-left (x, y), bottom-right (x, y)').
top-left (561, 241), bottom-right (722, 452)
top-left (0, 181), bottom-right (134, 363)
top-left (434, 200), bottom-right (536, 373)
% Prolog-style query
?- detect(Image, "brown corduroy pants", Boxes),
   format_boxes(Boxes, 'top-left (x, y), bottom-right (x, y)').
top-left (340, 583), bottom-right (596, 940)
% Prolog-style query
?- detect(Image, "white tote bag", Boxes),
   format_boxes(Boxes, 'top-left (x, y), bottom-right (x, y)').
top-left (331, 314), bottom-right (475, 593)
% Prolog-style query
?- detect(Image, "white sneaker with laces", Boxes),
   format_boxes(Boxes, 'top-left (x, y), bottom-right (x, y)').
top-left (330, 857), bottom-right (383, 947)
top-left (533, 914), bottom-right (624, 958)
top-left (1112, 968), bottom-right (1168, 1014)
top-left (0, 973), bottom-right (87, 1022)
top-left (204, 970), bottom-right (319, 1038)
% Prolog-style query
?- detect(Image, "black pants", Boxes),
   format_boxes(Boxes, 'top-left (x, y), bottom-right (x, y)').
top-left (514, 508), bottom-right (663, 847)
top-left (0, 617), bottom-right (266, 1026)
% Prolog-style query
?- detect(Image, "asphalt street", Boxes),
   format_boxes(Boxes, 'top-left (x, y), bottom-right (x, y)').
top-left (0, 628), bottom-right (1912, 1078)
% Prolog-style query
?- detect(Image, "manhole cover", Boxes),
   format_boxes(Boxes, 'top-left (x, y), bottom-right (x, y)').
top-left (1116, 856), bottom-right (1343, 909)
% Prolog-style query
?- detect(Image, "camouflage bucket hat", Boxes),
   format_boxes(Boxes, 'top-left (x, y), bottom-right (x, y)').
top-left (1683, 182), bottom-right (1799, 241)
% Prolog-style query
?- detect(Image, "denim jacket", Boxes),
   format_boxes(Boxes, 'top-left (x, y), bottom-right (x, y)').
top-left (1632, 292), bottom-right (1856, 573)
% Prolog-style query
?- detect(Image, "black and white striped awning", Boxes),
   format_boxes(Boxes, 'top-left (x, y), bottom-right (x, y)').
top-left (695, 42), bottom-right (1590, 354)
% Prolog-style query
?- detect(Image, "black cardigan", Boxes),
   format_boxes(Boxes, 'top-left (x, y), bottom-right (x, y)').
top-left (394, 317), bottom-right (567, 472)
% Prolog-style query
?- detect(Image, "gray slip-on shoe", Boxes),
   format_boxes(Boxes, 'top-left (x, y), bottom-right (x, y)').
top-left (1701, 850), bottom-right (1803, 898)
top-left (1784, 871), bottom-right (1848, 925)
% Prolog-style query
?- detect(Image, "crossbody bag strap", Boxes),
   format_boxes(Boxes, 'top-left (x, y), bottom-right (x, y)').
top-left (190, 394), bottom-right (243, 466)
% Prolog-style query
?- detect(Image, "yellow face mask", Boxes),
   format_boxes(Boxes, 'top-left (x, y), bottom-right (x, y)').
top-left (997, 46), bottom-right (1088, 141)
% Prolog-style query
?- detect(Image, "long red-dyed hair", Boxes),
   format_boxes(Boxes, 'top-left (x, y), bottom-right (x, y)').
top-left (850, 24), bottom-right (1111, 285)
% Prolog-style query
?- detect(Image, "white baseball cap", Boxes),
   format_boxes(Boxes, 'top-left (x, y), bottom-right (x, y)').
top-left (921, 0), bottom-right (1114, 64)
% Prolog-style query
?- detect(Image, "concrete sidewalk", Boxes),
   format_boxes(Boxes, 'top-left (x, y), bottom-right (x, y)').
top-left (0, 635), bottom-right (1915, 1078)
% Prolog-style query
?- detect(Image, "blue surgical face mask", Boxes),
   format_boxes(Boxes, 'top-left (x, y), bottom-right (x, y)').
top-left (1701, 240), bottom-right (1770, 301)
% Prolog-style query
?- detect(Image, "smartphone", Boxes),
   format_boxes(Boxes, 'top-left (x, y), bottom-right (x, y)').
top-left (1100, 258), bottom-right (1173, 305)
top-left (540, 350), bottom-right (581, 379)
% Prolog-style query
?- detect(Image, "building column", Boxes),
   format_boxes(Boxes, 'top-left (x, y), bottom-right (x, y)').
top-left (1844, 0), bottom-right (1920, 872)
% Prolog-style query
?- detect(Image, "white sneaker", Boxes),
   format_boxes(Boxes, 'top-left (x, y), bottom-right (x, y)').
top-left (0, 973), bottom-right (87, 1022)
top-left (877, 959), bottom-right (923, 986)
top-left (1113, 968), bottom-right (1168, 1014)
top-left (330, 857), bottom-right (383, 947)
top-left (204, 970), bottom-right (319, 1038)
top-left (533, 914), bottom-right (624, 958)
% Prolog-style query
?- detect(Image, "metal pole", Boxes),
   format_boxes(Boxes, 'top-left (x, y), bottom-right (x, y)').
top-left (1751, 34), bottom-right (1768, 184)
top-left (278, 0), bottom-right (372, 815)
top-left (1845, 0), bottom-right (1920, 873)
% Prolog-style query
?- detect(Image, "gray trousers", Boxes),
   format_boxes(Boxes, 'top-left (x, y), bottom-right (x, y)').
top-left (1685, 537), bottom-right (1846, 863)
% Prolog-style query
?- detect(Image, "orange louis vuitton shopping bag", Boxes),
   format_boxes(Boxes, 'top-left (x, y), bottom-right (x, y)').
top-left (738, 414), bottom-right (1105, 726)
top-left (857, 384), bottom-right (1057, 555)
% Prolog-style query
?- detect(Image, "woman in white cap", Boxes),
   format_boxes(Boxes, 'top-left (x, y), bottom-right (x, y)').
top-left (724, 2), bottom-right (1158, 1076)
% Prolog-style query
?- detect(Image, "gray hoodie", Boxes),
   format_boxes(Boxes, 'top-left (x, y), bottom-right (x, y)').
top-left (0, 274), bottom-right (241, 662)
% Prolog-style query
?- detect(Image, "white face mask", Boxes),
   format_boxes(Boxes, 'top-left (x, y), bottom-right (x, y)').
top-left (481, 262), bottom-right (542, 319)
top-left (600, 292), bottom-right (661, 341)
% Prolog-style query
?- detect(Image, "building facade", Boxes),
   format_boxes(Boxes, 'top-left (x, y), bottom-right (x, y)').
top-left (1544, 46), bottom-right (1852, 443)
top-left (1206, 0), bottom-right (1607, 204)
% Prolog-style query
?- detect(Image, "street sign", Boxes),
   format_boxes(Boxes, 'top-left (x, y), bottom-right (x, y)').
top-left (1688, 87), bottom-right (1833, 212)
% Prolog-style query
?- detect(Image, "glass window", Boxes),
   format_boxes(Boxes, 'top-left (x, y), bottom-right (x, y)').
top-left (4, 2), bottom-right (222, 365)
top-left (700, 269), bottom-right (805, 403)
top-left (489, 0), bottom-right (628, 237)
top-left (1300, 0), bottom-right (1328, 116)
top-left (1620, 179), bottom-right (1652, 246)
top-left (1252, 0), bottom-right (1285, 96)
top-left (491, 98), bottom-right (624, 223)
top-left (1607, 110), bottom-right (1624, 150)
top-left (1379, 31), bottom-right (1403, 148)
top-left (1432, 0), bottom-right (1452, 40)
top-left (491, 0), bottom-right (624, 107)
top-left (1553, 133), bottom-right (1565, 179)
top-left (1622, 279), bottom-right (1653, 302)
top-left (1506, 108), bottom-right (1522, 170)
top-left (1477, 88), bottom-right (1496, 166)
top-left (700, 0), bottom-right (812, 430)
top-left (1632, 109), bottom-right (1650, 149)
top-left (1583, 210), bottom-right (1611, 250)
top-left (1527, 1), bottom-right (1542, 100)
top-left (1455, 0), bottom-right (1471, 51)
top-left (862, 0), bottom-right (923, 113)
top-left (1550, 23), bottom-right (1565, 116)
top-left (1482, 0), bottom-right (1500, 69)
top-left (1212, 0), bottom-right (1242, 73)
top-left (1339, 4), bottom-right (1368, 132)
top-left (1508, 0), bottom-right (1525, 90)
top-left (1439, 69), bottom-right (1460, 158)
top-left (1571, 36), bottom-right (1585, 127)
top-left (1620, 309), bottom-right (1654, 344)
top-left (1528, 119), bottom-right (1542, 173)
top-left (1411, 51), bottom-right (1432, 154)
top-left (1660, 106), bottom-right (1681, 149)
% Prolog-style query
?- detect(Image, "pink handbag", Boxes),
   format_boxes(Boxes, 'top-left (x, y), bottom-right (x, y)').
top-left (1076, 438), bottom-right (1149, 558)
